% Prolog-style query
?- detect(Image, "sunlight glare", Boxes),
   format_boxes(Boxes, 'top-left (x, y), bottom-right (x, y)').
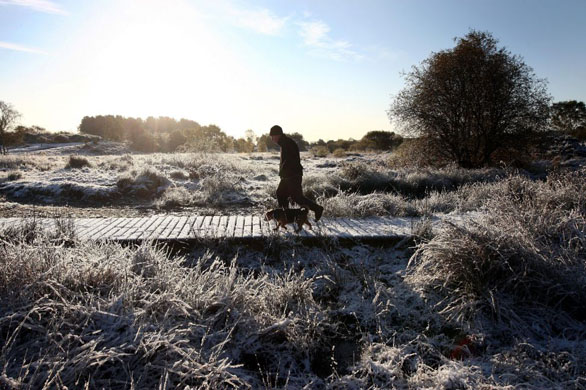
top-left (85, 0), bottom-right (246, 125)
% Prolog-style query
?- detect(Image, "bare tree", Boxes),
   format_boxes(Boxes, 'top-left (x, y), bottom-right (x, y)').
top-left (388, 31), bottom-right (551, 168)
top-left (0, 101), bottom-right (21, 154)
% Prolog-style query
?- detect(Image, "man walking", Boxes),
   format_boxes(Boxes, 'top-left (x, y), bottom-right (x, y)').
top-left (270, 125), bottom-right (324, 221)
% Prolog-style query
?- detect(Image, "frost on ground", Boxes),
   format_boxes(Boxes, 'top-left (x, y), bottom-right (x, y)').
top-left (1, 170), bottom-right (585, 389)
top-left (1, 142), bottom-right (567, 218)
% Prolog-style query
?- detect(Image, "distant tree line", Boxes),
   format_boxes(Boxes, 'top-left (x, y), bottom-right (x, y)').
top-left (78, 115), bottom-right (405, 154)
top-left (3, 125), bottom-right (100, 146)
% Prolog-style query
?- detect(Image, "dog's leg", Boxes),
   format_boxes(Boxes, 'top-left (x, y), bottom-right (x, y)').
top-left (306, 220), bottom-right (312, 230)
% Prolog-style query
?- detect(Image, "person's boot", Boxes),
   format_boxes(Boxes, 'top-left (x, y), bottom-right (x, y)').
top-left (314, 205), bottom-right (324, 222)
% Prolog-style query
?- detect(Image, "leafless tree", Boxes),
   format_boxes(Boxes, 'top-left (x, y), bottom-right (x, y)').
top-left (0, 101), bottom-right (21, 155)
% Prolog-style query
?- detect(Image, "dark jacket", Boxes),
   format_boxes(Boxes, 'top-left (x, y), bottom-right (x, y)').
top-left (277, 134), bottom-right (303, 178)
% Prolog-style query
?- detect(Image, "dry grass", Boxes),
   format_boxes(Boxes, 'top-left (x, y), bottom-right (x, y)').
top-left (320, 191), bottom-right (418, 218)
top-left (0, 155), bottom-right (56, 171)
top-left (154, 186), bottom-right (195, 209)
top-left (1, 213), bottom-right (585, 388)
top-left (65, 155), bottom-right (92, 169)
top-left (0, 225), bottom-right (335, 389)
top-left (407, 171), bottom-right (586, 331)
top-left (116, 168), bottom-right (171, 199)
top-left (330, 162), bottom-right (505, 198)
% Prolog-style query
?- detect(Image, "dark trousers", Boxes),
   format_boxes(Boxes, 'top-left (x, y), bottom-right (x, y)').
top-left (276, 176), bottom-right (320, 212)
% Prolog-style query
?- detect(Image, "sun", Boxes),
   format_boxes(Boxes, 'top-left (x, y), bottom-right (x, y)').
top-left (82, 0), bottom-right (244, 123)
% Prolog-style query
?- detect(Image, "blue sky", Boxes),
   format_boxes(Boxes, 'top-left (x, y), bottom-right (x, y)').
top-left (1, 0), bottom-right (585, 141)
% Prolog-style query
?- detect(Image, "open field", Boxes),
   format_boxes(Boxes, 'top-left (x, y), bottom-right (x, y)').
top-left (1, 141), bottom-right (585, 388)
top-left (1, 141), bottom-right (569, 219)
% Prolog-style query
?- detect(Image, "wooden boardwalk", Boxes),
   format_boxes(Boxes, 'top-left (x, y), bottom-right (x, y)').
top-left (0, 215), bottom-right (420, 242)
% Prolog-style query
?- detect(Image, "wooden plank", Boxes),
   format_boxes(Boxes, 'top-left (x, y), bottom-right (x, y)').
top-left (170, 216), bottom-right (187, 238)
top-left (78, 217), bottom-right (112, 239)
top-left (177, 216), bottom-right (196, 239)
top-left (234, 216), bottom-right (245, 238)
top-left (351, 217), bottom-right (374, 236)
top-left (206, 215), bottom-right (221, 238)
top-left (260, 216), bottom-right (273, 237)
top-left (315, 217), bottom-right (336, 236)
top-left (73, 218), bottom-right (98, 236)
top-left (101, 218), bottom-right (132, 240)
top-left (335, 218), bottom-right (359, 237)
top-left (148, 215), bottom-right (175, 240)
top-left (217, 216), bottom-right (229, 238)
top-left (324, 219), bottom-right (352, 238)
top-left (243, 215), bottom-right (253, 237)
top-left (0, 215), bottom-right (418, 241)
top-left (95, 218), bottom-right (128, 240)
top-left (251, 216), bottom-right (262, 237)
top-left (138, 215), bottom-right (167, 240)
top-left (119, 217), bottom-right (148, 240)
top-left (198, 216), bottom-right (213, 238)
top-left (129, 216), bottom-right (158, 240)
top-left (225, 215), bottom-right (237, 238)
top-left (349, 218), bottom-right (373, 236)
top-left (161, 216), bottom-right (181, 239)
top-left (112, 217), bottom-right (139, 239)
top-left (84, 218), bottom-right (118, 240)
top-left (360, 217), bottom-right (386, 237)
top-left (108, 217), bottom-right (132, 240)
top-left (113, 217), bottom-right (144, 240)
top-left (190, 215), bottom-right (205, 238)
top-left (169, 216), bottom-right (188, 239)
top-left (339, 218), bottom-right (369, 237)
top-left (37, 218), bottom-right (52, 230)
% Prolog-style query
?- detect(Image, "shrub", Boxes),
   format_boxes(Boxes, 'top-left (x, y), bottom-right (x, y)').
top-left (320, 191), bottom-right (418, 217)
top-left (333, 148), bottom-right (346, 158)
top-left (116, 168), bottom-right (171, 198)
top-left (155, 186), bottom-right (194, 209)
top-left (65, 155), bottom-right (91, 169)
top-left (195, 173), bottom-right (243, 205)
top-left (170, 170), bottom-right (189, 180)
top-left (7, 172), bottom-right (22, 181)
top-left (407, 172), bottom-right (586, 330)
top-left (386, 138), bottom-right (446, 168)
top-left (311, 146), bottom-right (329, 158)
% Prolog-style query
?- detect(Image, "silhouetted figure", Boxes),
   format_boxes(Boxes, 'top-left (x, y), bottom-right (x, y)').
top-left (270, 125), bottom-right (324, 221)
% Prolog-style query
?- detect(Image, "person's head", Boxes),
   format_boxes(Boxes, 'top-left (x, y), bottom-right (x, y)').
top-left (269, 125), bottom-right (283, 143)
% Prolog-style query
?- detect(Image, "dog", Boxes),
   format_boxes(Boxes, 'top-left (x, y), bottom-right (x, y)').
top-left (264, 207), bottom-right (312, 233)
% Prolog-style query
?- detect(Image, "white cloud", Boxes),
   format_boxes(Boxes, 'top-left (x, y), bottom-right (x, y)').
top-left (298, 20), bottom-right (363, 62)
top-left (0, 0), bottom-right (67, 15)
top-left (298, 20), bottom-right (329, 46)
top-left (230, 7), bottom-right (288, 35)
top-left (0, 41), bottom-right (47, 54)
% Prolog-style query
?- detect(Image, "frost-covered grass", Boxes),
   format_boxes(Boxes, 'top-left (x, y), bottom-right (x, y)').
top-left (325, 162), bottom-right (506, 197)
top-left (2, 211), bottom-right (586, 388)
top-left (0, 147), bottom-right (581, 219)
top-left (0, 154), bottom-right (58, 171)
top-left (408, 171), bottom-right (586, 332)
top-left (0, 153), bottom-right (269, 209)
